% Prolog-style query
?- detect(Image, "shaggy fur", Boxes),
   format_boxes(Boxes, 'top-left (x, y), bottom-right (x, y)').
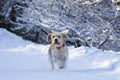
top-left (47, 32), bottom-right (69, 69)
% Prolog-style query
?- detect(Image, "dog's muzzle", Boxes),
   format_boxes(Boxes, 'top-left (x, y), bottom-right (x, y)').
top-left (54, 39), bottom-right (59, 44)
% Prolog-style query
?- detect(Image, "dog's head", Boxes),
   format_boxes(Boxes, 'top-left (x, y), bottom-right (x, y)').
top-left (47, 32), bottom-right (67, 48)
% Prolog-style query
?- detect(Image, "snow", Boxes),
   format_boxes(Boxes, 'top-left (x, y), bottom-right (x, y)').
top-left (0, 28), bottom-right (120, 80)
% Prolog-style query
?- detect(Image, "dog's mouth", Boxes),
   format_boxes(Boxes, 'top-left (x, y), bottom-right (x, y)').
top-left (54, 41), bottom-right (60, 48)
top-left (56, 44), bottom-right (62, 49)
top-left (54, 42), bottom-right (64, 49)
top-left (54, 42), bottom-right (59, 44)
top-left (54, 40), bottom-right (60, 44)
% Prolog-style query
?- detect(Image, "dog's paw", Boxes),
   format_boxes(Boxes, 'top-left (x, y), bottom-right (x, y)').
top-left (59, 66), bottom-right (65, 69)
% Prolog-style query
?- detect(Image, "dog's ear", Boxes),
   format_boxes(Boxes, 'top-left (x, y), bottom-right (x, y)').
top-left (47, 33), bottom-right (52, 42)
top-left (62, 33), bottom-right (67, 39)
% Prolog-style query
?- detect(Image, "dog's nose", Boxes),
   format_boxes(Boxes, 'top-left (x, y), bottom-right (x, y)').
top-left (55, 39), bottom-right (58, 42)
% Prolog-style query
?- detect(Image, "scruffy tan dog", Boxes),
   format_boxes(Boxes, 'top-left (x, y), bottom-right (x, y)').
top-left (47, 32), bottom-right (69, 70)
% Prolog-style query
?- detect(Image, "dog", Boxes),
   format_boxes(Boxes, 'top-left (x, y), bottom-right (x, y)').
top-left (47, 32), bottom-right (69, 70)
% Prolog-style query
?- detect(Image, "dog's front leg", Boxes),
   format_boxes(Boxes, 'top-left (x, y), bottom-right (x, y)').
top-left (50, 57), bottom-right (54, 70)
top-left (48, 48), bottom-right (55, 70)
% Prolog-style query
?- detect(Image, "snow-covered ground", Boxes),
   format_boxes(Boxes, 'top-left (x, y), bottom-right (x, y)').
top-left (0, 28), bottom-right (120, 80)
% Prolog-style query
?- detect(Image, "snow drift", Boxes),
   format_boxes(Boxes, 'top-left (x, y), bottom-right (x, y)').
top-left (0, 28), bottom-right (120, 80)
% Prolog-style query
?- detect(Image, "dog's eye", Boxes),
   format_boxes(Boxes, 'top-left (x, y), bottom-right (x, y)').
top-left (52, 36), bottom-right (55, 38)
top-left (58, 35), bottom-right (61, 38)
